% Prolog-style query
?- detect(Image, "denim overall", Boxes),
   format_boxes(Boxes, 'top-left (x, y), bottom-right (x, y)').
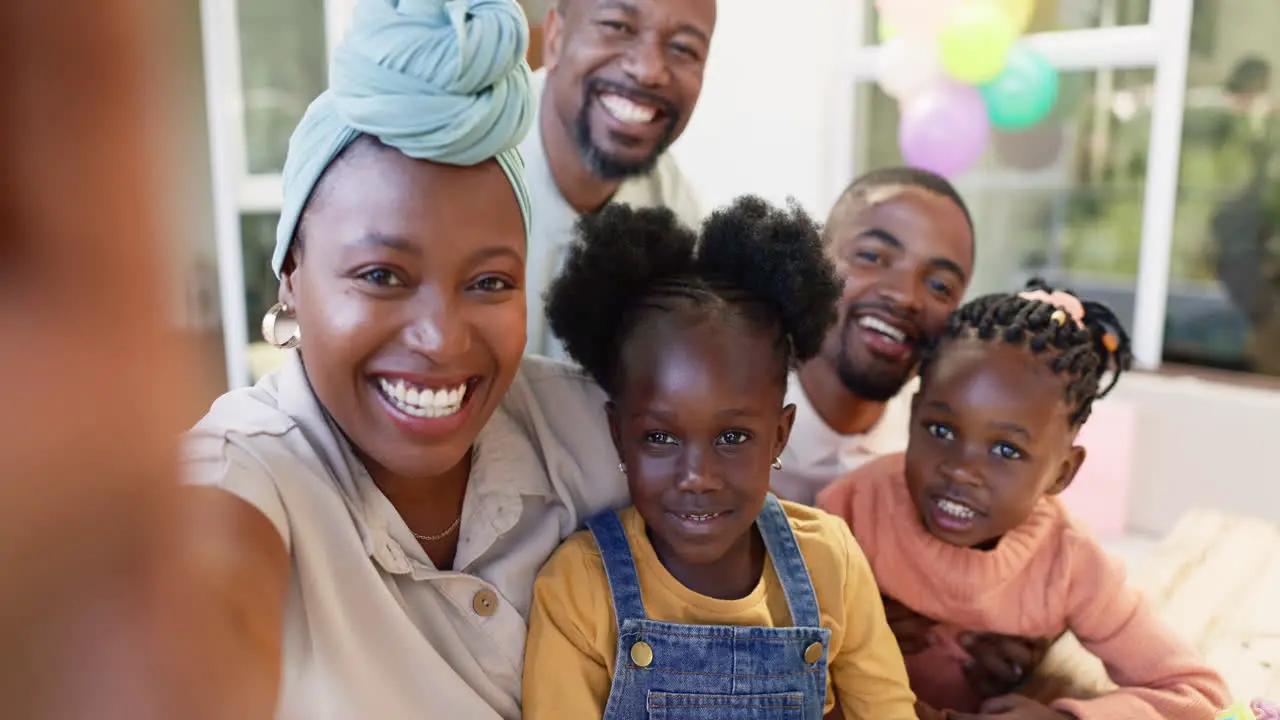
top-left (587, 494), bottom-right (831, 720)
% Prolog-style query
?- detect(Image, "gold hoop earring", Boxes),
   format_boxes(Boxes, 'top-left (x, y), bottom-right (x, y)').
top-left (262, 302), bottom-right (301, 349)
top-left (772, 457), bottom-right (783, 471)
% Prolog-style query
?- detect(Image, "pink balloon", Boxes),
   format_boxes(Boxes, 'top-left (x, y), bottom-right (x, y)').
top-left (876, 0), bottom-right (961, 39)
top-left (898, 81), bottom-right (990, 177)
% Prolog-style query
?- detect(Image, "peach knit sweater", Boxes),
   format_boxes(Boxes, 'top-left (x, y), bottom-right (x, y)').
top-left (817, 453), bottom-right (1229, 719)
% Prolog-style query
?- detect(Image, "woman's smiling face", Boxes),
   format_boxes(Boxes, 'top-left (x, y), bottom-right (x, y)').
top-left (279, 137), bottom-right (527, 482)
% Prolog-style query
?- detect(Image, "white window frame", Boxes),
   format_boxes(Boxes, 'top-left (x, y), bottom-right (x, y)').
top-left (201, 0), bottom-right (353, 390)
top-left (204, 0), bottom-right (1197, 386)
top-left (832, 0), bottom-right (1195, 370)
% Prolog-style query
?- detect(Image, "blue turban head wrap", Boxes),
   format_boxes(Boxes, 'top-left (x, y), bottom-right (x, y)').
top-left (272, 0), bottom-right (535, 277)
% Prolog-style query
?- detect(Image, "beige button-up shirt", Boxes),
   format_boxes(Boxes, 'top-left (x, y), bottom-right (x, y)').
top-left (183, 352), bottom-right (626, 720)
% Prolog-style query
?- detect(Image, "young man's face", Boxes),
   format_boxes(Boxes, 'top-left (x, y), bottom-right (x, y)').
top-left (817, 186), bottom-right (974, 401)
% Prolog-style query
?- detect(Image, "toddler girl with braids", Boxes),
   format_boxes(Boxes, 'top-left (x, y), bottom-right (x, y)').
top-left (819, 280), bottom-right (1229, 719)
top-left (522, 197), bottom-right (919, 719)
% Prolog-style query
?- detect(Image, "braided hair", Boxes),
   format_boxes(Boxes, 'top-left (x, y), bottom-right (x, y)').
top-left (544, 196), bottom-right (842, 397)
top-left (920, 278), bottom-right (1133, 427)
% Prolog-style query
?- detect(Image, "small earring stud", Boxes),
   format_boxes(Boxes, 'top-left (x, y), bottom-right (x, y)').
top-left (618, 462), bottom-right (626, 474)
top-left (772, 457), bottom-right (783, 470)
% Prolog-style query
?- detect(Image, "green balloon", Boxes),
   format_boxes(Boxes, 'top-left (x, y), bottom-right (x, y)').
top-left (980, 45), bottom-right (1059, 131)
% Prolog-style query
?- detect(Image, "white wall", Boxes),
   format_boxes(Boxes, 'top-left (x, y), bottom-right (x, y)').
top-left (1117, 373), bottom-right (1280, 536)
top-left (670, 0), bottom-right (847, 221)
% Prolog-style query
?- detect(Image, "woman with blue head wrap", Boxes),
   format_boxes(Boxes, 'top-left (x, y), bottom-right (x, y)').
top-left (181, 1), bottom-right (629, 717)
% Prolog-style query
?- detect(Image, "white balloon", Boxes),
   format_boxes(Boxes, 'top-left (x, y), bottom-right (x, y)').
top-left (876, 35), bottom-right (943, 101)
top-left (876, 0), bottom-right (961, 41)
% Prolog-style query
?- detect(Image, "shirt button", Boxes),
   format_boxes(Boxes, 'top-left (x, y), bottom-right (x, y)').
top-left (472, 588), bottom-right (499, 617)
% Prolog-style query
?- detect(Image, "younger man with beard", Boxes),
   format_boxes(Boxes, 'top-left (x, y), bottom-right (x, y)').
top-left (522, 0), bottom-right (714, 357)
top-left (772, 167), bottom-right (975, 506)
top-left (775, 169), bottom-right (1062, 708)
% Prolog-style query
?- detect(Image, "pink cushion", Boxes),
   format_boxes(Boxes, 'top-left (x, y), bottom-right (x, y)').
top-left (1057, 400), bottom-right (1136, 538)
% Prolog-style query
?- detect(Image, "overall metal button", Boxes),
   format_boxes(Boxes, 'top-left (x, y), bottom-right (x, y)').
top-left (804, 641), bottom-right (823, 664)
top-left (630, 641), bottom-right (653, 667)
top-left (472, 588), bottom-right (498, 617)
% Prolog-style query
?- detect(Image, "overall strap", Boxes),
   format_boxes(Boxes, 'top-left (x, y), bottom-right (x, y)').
top-left (586, 509), bottom-right (648, 628)
top-left (756, 494), bottom-right (822, 628)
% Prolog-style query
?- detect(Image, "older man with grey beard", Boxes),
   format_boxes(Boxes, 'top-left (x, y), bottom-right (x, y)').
top-left (520, 0), bottom-right (712, 358)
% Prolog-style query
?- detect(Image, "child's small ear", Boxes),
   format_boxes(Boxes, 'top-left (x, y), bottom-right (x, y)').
top-left (774, 403), bottom-right (797, 461)
top-left (605, 401), bottom-right (622, 456)
top-left (1047, 444), bottom-right (1086, 496)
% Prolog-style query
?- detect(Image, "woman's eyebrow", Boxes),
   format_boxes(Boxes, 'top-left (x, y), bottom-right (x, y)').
top-left (354, 233), bottom-right (417, 255)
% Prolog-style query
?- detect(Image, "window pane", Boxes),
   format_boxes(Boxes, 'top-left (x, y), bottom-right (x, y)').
top-left (853, 68), bottom-right (1157, 332)
top-left (864, 0), bottom-right (1151, 44)
top-left (241, 213), bottom-right (290, 381)
top-left (1165, 0), bottom-right (1280, 375)
top-left (237, 0), bottom-right (326, 174)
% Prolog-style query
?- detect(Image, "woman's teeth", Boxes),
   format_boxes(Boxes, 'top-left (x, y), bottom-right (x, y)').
top-left (936, 498), bottom-right (977, 520)
top-left (377, 378), bottom-right (467, 418)
top-left (600, 93), bottom-right (658, 124)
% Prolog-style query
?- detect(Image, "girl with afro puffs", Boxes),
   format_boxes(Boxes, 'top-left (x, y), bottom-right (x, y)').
top-left (521, 196), bottom-right (919, 720)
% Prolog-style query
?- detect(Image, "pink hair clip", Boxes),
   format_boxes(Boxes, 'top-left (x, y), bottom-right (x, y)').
top-left (1018, 289), bottom-right (1085, 326)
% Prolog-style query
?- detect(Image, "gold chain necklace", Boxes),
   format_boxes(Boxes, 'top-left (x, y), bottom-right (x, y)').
top-left (408, 448), bottom-right (472, 544)
top-left (411, 515), bottom-right (461, 543)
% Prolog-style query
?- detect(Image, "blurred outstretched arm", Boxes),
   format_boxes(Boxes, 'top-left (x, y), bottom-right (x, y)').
top-left (0, 2), bottom-right (282, 718)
